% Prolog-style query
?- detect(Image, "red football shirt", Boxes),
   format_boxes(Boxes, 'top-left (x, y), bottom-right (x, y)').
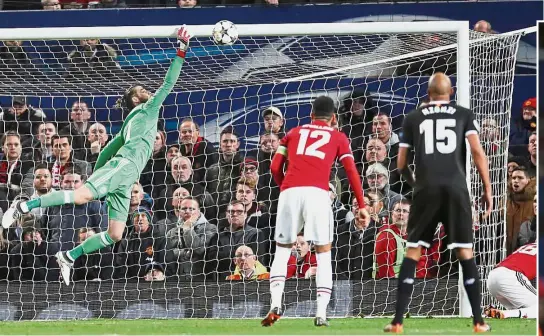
top-left (497, 243), bottom-right (536, 280)
top-left (279, 120), bottom-right (352, 192)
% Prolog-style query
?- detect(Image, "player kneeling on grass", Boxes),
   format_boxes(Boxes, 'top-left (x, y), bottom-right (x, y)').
top-left (1, 25), bottom-right (193, 285)
top-left (485, 243), bottom-right (537, 319)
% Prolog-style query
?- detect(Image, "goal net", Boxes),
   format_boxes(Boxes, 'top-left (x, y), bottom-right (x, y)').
top-left (0, 22), bottom-right (532, 320)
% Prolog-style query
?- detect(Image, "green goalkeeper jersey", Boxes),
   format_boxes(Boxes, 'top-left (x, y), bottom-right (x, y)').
top-left (94, 56), bottom-right (185, 174)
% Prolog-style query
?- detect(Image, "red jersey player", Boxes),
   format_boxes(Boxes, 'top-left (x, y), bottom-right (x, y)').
top-left (485, 243), bottom-right (537, 319)
top-left (261, 96), bottom-right (369, 328)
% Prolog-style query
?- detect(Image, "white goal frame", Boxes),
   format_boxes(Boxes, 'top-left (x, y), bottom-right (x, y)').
top-left (0, 21), bottom-right (475, 317)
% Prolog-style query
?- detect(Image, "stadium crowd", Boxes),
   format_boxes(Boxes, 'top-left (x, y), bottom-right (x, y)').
top-left (0, 86), bottom-right (536, 283)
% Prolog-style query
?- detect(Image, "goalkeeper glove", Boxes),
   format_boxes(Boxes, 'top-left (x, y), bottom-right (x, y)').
top-left (177, 25), bottom-right (192, 58)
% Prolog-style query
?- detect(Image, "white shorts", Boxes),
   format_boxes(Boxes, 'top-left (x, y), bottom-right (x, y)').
top-left (486, 267), bottom-right (537, 309)
top-left (275, 186), bottom-right (333, 245)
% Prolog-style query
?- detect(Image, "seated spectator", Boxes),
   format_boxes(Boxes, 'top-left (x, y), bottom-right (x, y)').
top-left (339, 89), bottom-right (377, 157)
top-left (46, 167), bottom-right (106, 251)
top-left (507, 156), bottom-right (526, 179)
top-left (256, 133), bottom-right (281, 214)
top-left (72, 228), bottom-right (114, 281)
top-left (74, 122), bottom-right (109, 166)
top-left (211, 200), bottom-right (266, 279)
top-left (480, 117), bottom-right (502, 156)
top-left (50, 132), bottom-right (92, 189)
top-left (121, 182), bottom-right (153, 237)
top-left (333, 195), bottom-right (378, 279)
top-left (234, 177), bottom-right (269, 229)
top-left (178, 118), bottom-right (218, 183)
top-left (155, 155), bottom-right (214, 222)
top-left (9, 227), bottom-right (58, 281)
top-left (67, 39), bottom-right (120, 79)
top-left (0, 96), bottom-right (45, 147)
top-left (140, 130), bottom-right (167, 196)
top-left (373, 200), bottom-right (441, 279)
top-left (156, 186), bottom-right (190, 236)
top-left (22, 164), bottom-right (52, 222)
top-left (510, 98), bottom-right (536, 153)
top-left (261, 107), bottom-right (286, 139)
top-left (365, 163), bottom-right (403, 212)
top-left (60, 101), bottom-right (92, 151)
top-left (363, 137), bottom-right (402, 193)
top-left (205, 126), bottom-right (243, 215)
top-left (0, 132), bottom-right (33, 211)
top-left (518, 194), bottom-right (537, 246)
top-left (32, 122), bottom-right (57, 163)
top-left (507, 167), bottom-right (536, 255)
top-left (165, 197), bottom-right (217, 279)
top-left (116, 207), bottom-right (166, 281)
top-left (366, 189), bottom-right (389, 226)
top-left (371, 113), bottom-right (399, 156)
top-left (226, 245), bottom-right (269, 281)
top-left (526, 132), bottom-right (537, 177)
top-left (329, 182), bottom-right (353, 228)
top-left (287, 234), bottom-right (317, 279)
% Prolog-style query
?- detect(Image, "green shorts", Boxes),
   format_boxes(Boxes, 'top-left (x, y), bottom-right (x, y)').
top-left (85, 157), bottom-right (139, 222)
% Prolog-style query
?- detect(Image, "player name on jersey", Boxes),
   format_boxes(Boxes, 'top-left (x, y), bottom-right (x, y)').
top-left (420, 105), bottom-right (457, 115)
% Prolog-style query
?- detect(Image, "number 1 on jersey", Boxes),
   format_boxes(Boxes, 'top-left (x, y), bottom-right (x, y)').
top-left (296, 129), bottom-right (331, 159)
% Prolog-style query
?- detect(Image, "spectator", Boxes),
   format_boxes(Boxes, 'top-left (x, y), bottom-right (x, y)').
top-left (329, 182), bottom-right (353, 228)
top-left (518, 194), bottom-right (537, 246)
top-left (155, 155), bottom-right (214, 222)
top-left (178, 0), bottom-right (196, 8)
top-left (32, 122), bottom-right (56, 163)
top-left (72, 227), bottom-right (114, 281)
top-left (526, 132), bottom-right (537, 177)
top-left (0, 132), bottom-right (33, 211)
top-left (60, 101), bottom-right (92, 151)
top-left (261, 107), bottom-right (285, 138)
top-left (67, 39), bottom-right (120, 79)
top-left (50, 132), bottom-right (92, 189)
top-left (506, 167), bottom-right (536, 255)
top-left (339, 89), bottom-right (377, 157)
top-left (0, 96), bottom-right (45, 147)
top-left (473, 20), bottom-right (493, 34)
top-left (366, 189), bottom-right (389, 226)
top-left (156, 186), bottom-right (190, 236)
top-left (165, 197), bottom-right (217, 279)
top-left (212, 200), bottom-right (266, 279)
top-left (287, 234), bottom-right (317, 279)
top-left (507, 156), bottom-right (526, 179)
top-left (46, 167), bottom-right (106, 249)
top-left (510, 98), bottom-right (536, 154)
top-left (373, 200), bottom-right (441, 279)
top-left (256, 133), bottom-right (280, 214)
top-left (122, 181), bottom-right (153, 235)
top-left (371, 113), bottom-right (399, 154)
top-left (364, 137), bottom-right (402, 194)
top-left (23, 164), bottom-right (52, 221)
top-left (41, 0), bottom-right (62, 9)
top-left (140, 130), bottom-right (167, 196)
top-left (480, 117), bottom-right (502, 156)
top-left (205, 126), bottom-right (243, 216)
top-left (333, 195), bottom-right (378, 279)
top-left (235, 177), bottom-right (270, 229)
top-left (74, 122), bottom-right (109, 166)
top-left (226, 245), bottom-right (269, 281)
top-left (365, 163), bottom-right (403, 212)
top-left (97, 0), bottom-right (127, 8)
top-left (178, 118), bottom-right (218, 183)
top-left (9, 227), bottom-right (58, 281)
top-left (116, 207), bottom-right (166, 281)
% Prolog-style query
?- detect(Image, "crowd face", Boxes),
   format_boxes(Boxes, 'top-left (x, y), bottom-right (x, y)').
top-left (34, 168), bottom-right (52, 194)
top-left (528, 133), bottom-right (537, 157)
top-left (263, 113), bottom-right (283, 133)
top-left (166, 146), bottom-right (181, 165)
top-left (71, 102), bottom-right (91, 123)
top-left (179, 121), bottom-right (199, 145)
top-left (179, 199), bottom-right (199, 222)
top-left (3, 135), bottom-right (21, 161)
top-left (480, 119), bottom-right (499, 142)
top-left (220, 133), bottom-right (239, 156)
top-left (371, 115), bottom-right (391, 141)
top-left (61, 173), bottom-right (83, 190)
top-left (511, 170), bottom-right (529, 193)
top-left (365, 138), bottom-right (386, 163)
top-left (241, 164), bottom-right (258, 182)
top-left (234, 245), bottom-right (256, 272)
top-left (88, 123), bottom-right (108, 145)
top-left (130, 183), bottom-right (144, 207)
top-left (226, 203), bottom-right (247, 229)
top-left (235, 184), bottom-right (255, 206)
top-left (172, 187), bottom-right (191, 210)
top-left (522, 105), bottom-right (536, 121)
top-left (260, 133), bottom-right (279, 153)
top-left (367, 173), bottom-right (387, 190)
top-left (350, 99), bottom-right (364, 117)
top-left (133, 213), bottom-right (150, 233)
top-left (53, 137), bottom-right (72, 161)
top-left (154, 132), bottom-right (165, 154)
top-left (10, 103), bottom-right (27, 116)
top-left (38, 123), bottom-right (56, 146)
top-left (392, 202), bottom-right (410, 228)
top-left (294, 235), bottom-right (311, 258)
top-left (171, 157), bottom-right (192, 183)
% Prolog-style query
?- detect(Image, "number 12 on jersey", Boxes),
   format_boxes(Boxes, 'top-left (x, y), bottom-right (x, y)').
top-left (296, 129), bottom-right (331, 159)
top-left (419, 119), bottom-right (457, 154)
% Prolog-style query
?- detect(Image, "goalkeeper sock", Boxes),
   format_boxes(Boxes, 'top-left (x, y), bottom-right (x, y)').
top-left (516, 305), bottom-right (537, 318)
top-left (24, 190), bottom-right (75, 212)
top-left (66, 231), bottom-right (115, 262)
top-left (315, 251), bottom-right (333, 319)
top-left (391, 257), bottom-right (417, 325)
top-left (459, 258), bottom-right (484, 325)
top-left (269, 245), bottom-right (290, 309)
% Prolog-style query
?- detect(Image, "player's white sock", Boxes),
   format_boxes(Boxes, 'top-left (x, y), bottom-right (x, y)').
top-left (315, 250), bottom-right (333, 319)
top-left (269, 245), bottom-right (291, 309)
top-left (504, 305), bottom-right (537, 318)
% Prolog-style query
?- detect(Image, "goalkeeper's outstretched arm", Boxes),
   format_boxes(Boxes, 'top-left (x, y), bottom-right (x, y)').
top-left (142, 25), bottom-right (192, 114)
top-left (94, 134), bottom-right (124, 171)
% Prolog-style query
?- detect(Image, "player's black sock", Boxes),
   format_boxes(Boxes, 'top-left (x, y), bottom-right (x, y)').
top-left (459, 258), bottom-right (484, 325)
top-left (391, 258), bottom-right (417, 325)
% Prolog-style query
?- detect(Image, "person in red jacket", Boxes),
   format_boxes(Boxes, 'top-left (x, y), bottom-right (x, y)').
top-left (287, 234), bottom-right (317, 279)
top-left (374, 200), bottom-right (443, 279)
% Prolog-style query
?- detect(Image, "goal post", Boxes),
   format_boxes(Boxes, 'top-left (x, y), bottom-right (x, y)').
top-left (0, 21), bottom-right (531, 320)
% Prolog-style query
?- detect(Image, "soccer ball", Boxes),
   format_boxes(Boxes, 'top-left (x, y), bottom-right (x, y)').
top-left (212, 20), bottom-right (239, 46)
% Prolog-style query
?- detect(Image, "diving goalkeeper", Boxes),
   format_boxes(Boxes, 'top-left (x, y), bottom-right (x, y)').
top-left (2, 25), bottom-right (193, 285)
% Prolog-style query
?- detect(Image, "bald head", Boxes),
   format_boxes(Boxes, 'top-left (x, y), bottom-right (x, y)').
top-left (474, 20), bottom-right (492, 34)
top-left (428, 72), bottom-right (453, 101)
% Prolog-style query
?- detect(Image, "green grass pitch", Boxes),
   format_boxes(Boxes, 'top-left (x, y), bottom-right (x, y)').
top-left (0, 318), bottom-right (536, 335)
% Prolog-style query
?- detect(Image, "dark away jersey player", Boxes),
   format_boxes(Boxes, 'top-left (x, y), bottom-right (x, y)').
top-left (400, 101), bottom-right (480, 249)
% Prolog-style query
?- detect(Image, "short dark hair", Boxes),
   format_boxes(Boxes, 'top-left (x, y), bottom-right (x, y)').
top-left (1, 131), bottom-right (20, 147)
top-left (228, 200), bottom-right (245, 209)
top-left (393, 199), bottom-right (411, 209)
top-left (220, 126), bottom-right (238, 138)
top-left (511, 166), bottom-right (530, 178)
top-left (365, 189), bottom-right (385, 202)
top-left (78, 227), bottom-right (96, 235)
top-left (34, 163), bottom-right (50, 173)
top-left (61, 166), bottom-right (86, 181)
top-left (181, 196), bottom-right (200, 207)
top-left (312, 96), bottom-right (335, 119)
top-left (52, 131), bottom-right (73, 145)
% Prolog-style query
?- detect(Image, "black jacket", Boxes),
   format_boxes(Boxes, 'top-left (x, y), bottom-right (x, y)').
top-left (0, 107), bottom-right (45, 146)
top-left (179, 137), bottom-right (219, 184)
top-left (73, 247), bottom-right (114, 281)
top-left (9, 240), bottom-right (58, 281)
top-left (140, 148), bottom-right (167, 197)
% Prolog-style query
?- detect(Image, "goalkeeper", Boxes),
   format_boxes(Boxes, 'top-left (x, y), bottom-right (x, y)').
top-left (2, 25), bottom-right (193, 285)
